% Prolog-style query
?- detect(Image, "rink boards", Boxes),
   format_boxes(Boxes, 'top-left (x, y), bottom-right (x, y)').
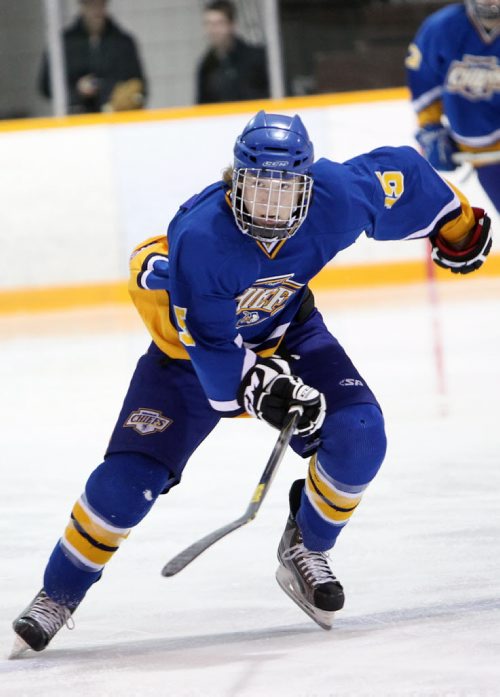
top-left (0, 87), bottom-right (498, 314)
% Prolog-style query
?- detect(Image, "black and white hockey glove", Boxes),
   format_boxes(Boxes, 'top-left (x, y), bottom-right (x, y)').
top-left (430, 208), bottom-right (492, 275)
top-left (237, 357), bottom-right (326, 436)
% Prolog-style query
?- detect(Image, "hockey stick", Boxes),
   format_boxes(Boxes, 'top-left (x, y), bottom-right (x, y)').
top-left (452, 151), bottom-right (500, 166)
top-left (161, 405), bottom-right (303, 577)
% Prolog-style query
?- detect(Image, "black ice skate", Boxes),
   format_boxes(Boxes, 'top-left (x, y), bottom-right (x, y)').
top-left (276, 479), bottom-right (344, 630)
top-left (10, 589), bottom-right (77, 657)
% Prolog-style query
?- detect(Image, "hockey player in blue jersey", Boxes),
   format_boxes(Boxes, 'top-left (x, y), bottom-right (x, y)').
top-left (11, 110), bottom-right (493, 655)
top-left (406, 0), bottom-right (500, 211)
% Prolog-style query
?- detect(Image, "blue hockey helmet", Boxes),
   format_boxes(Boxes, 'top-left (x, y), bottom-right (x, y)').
top-left (233, 110), bottom-right (314, 174)
top-left (231, 111), bottom-right (314, 242)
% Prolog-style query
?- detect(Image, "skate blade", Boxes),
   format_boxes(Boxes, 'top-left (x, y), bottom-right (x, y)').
top-left (276, 566), bottom-right (334, 631)
top-left (8, 634), bottom-right (31, 660)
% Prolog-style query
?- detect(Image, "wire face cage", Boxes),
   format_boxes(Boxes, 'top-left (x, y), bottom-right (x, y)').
top-left (231, 168), bottom-right (313, 242)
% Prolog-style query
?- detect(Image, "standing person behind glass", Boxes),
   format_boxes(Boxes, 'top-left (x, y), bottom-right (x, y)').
top-left (406, 1), bottom-right (500, 212)
top-left (39, 0), bottom-right (147, 114)
top-left (196, 0), bottom-right (270, 104)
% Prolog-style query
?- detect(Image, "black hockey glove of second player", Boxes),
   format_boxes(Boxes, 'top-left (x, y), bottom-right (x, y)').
top-left (237, 357), bottom-right (326, 436)
top-left (430, 207), bottom-right (492, 275)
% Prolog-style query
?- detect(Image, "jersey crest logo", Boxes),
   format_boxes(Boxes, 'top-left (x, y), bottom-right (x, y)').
top-left (124, 408), bottom-right (172, 435)
top-left (446, 55), bottom-right (500, 101)
top-left (238, 311), bottom-right (261, 326)
top-left (236, 275), bottom-right (303, 328)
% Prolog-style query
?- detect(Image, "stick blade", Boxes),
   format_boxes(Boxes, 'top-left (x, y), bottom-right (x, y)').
top-left (161, 407), bottom-right (301, 577)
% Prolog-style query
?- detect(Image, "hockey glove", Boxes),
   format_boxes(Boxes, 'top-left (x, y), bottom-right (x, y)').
top-left (416, 124), bottom-right (459, 171)
top-left (237, 357), bottom-right (326, 436)
top-left (430, 208), bottom-right (492, 275)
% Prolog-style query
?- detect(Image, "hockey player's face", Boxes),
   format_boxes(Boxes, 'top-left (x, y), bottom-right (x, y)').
top-left (477, 0), bottom-right (500, 10)
top-left (241, 172), bottom-right (301, 228)
top-left (470, 0), bottom-right (500, 24)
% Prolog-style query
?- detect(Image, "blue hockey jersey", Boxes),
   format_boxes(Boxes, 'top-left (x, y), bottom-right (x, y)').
top-left (129, 145), bottom-right (473, 414)
top-left (406, 4), bottom-right (500, 150)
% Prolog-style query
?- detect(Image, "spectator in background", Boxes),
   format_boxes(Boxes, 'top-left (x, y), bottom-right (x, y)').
top-left (406, 0), bottom-right (500, 212)
top-left (196, 0), bottom-right (270, 104)
top-left (39, 0), bottom-right (147, 114)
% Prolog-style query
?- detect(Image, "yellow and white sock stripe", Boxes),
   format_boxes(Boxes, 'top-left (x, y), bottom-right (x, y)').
top-left (305, 455), bottom-right (368, 527)
top-left (60, 494), bottom-right (131, 572)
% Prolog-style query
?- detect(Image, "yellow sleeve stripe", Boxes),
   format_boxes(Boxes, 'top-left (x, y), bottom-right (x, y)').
top-left (439, 181), bottom-right (475, 245)
top-left (456, 142), bottom-right (500, 155)
top-left (417, 100), bottom-right (444, 127)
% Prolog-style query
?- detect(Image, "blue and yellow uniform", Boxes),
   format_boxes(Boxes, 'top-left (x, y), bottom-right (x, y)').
top-left (127, 147), bottom-right (472, 414)
top-left (12, 111), bottom-right (493, 651)
top-left (406, 2), bottom-right (500, 209)
top-left (41, 139), bottom-right (476, 610)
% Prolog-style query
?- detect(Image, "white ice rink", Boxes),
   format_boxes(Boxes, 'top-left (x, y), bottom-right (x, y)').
top-left (1, 279), bottom-right (499, 697)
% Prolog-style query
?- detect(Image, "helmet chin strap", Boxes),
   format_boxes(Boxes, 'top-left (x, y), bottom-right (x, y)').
top-left (247, 228), bottom-right (287, 243)
top-left (243, 216), bottom-right (297, 243)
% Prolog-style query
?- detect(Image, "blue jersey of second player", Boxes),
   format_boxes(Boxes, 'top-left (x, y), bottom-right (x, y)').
top-left (159, 145), bottom-right (462, 413)
top-left (406, 4), bottom-right (500, 148)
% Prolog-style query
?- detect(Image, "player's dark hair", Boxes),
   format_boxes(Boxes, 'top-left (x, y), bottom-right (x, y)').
top-left (204, 0), bottom-right (236, 23)
top-left (222, 165), bottom-right (233, 185)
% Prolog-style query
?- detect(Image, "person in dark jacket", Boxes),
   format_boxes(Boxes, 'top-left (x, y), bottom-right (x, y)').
top-left (196, 0), bottom-right (270, 104)
top-left (39, 0), bottom-right (147, 114)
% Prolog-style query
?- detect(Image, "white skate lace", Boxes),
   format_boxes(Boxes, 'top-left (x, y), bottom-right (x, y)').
top-left (28, 593), bottom-right (74, 635)
top-left (282, 543), bottom-right (336, 587)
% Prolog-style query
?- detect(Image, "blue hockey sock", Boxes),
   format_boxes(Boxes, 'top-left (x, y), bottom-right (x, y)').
top-left (297, 404), bottom-right (387, 551)
top-left (44, 452), bottom-right (173, 606)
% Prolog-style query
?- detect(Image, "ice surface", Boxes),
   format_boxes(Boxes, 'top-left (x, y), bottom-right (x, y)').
top-left (1, 280), bottom-right (499, 696)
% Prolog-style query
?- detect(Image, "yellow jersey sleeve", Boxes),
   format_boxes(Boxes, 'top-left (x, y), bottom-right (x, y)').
top-left (128, 236), bottom-right (189, 359)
